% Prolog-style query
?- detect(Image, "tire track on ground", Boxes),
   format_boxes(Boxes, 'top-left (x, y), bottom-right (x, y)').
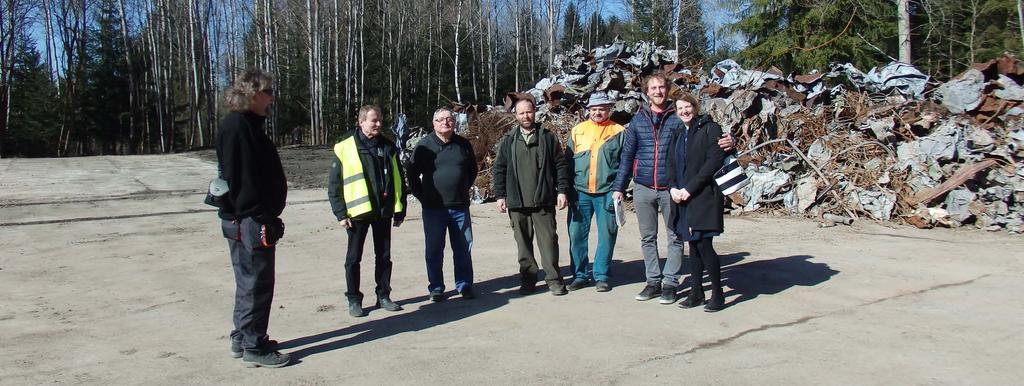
top-left (0, 190), bottom-right (204, 207)
top-left (0, 199), bottom-right (329, 227)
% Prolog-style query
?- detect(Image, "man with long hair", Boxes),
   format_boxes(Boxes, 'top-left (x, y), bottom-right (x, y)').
top-left (216, 68), bottom-right (290, 368)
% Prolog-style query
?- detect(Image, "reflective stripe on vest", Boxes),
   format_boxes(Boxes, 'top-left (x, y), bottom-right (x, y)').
top-left (333, 136), bottom-right (404, 218)
top-left (390, 156), bottom-right (405, 213)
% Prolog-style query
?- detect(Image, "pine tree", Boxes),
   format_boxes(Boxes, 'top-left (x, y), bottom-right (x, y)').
top-left (562, 1), bottom-right (582, 51)
top-left (625, 0), bottom-right (675, 46)
top-left (81, 0), bottom-right (132, 155)
top-left (727, 0), bottom-right (896, 73)
top-left (677, 0), bottom-right (709, 67)
top-left (915, 0), bottom-right (1023, 78)
top-left (5, 31), bottom-right (60, 157)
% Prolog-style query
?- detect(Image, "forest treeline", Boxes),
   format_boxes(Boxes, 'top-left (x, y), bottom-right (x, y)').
top-left (0, 0), bottom-right (1020, 158)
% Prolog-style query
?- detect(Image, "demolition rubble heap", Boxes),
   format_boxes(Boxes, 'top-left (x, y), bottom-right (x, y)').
top-left (457, 40), bottom-right (1024, 233)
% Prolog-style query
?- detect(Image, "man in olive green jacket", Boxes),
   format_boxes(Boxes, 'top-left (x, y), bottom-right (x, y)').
top-left (492, 98), bottom-right (572, 296)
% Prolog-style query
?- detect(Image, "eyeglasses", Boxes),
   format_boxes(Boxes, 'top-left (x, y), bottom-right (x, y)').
top-left (433, 117), bottom-right (454, 122)
top-left (261, 88), bottom-right (274, 95)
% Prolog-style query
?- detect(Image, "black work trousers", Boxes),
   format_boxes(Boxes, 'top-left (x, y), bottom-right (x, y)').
top-left (224, 218), bottom-right (276, 353)
top-left (345, 217), bottom-right (393, 302)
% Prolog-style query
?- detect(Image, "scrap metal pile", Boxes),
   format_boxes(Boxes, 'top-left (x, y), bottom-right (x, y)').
top-left (459, 40), bottom-right (1024, 232)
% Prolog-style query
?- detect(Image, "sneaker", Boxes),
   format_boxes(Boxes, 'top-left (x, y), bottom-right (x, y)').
top-left (549, 284), bottom-right (568, 296)
top-left (634, 284), bottom-right (662, 301)
top-left (459, 288), bottom-right (476, 299)
top-left (231, 339), bottom-right (278, 359)
top-left (376, 297), bottom-right (403, 311)
top-left (595, 281), bottom-right (611, 292)
top-left (429, 289), bottom-right (448, 302)
top-left (659, 285), bottom-right (678, 305)
top-left (242, 350), bottom-right (291, 368)
top-left (566, 279), bottom-right (589, 291)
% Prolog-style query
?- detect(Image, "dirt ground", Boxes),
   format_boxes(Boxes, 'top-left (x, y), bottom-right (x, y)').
top-left (1, 153), bottom-right (1023, 385)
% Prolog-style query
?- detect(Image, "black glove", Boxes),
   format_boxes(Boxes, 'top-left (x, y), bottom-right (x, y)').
top-left (260, 218), bottom-right (285, 247)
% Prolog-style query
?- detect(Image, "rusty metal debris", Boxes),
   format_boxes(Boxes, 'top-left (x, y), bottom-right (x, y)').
top-left (451, 41), bottom-right (1023, 233)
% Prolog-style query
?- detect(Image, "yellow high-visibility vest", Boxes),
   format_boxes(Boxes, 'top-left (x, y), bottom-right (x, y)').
top-left (333, 135), bottom-right (404, 218)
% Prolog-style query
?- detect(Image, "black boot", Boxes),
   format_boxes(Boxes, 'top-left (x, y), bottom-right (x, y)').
top-left (704, 287), bottom-right (725, 312)
top-left (679, 280), bottom-right (705, 309)
top-left (348, 299), bottom-right (365, 317)
top-left (376, 296), bottom-right (403, 311)
top-left (678, 290), bottom-right (705, 308)
top-left (519, 272), bottom-right (538, 295)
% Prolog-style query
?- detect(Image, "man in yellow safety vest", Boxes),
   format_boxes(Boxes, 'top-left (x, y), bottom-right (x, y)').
top-left (328, 104), bottom-right (408, 318)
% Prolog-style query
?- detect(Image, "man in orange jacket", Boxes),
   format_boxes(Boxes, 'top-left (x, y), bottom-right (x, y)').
top-left (565, 92), bottom-right (625, 292)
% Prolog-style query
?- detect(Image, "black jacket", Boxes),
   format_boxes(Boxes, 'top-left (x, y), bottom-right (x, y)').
top-left (407, 132), bottom-right (478, 208)
top-left (327, 129), bottom-right (408, 221)
top-left (491, 125), bottom-right (571, 209)
top-left (215, 111), bottom-right (288, 223)
top-left (667, 115), bottom-right (726, 232)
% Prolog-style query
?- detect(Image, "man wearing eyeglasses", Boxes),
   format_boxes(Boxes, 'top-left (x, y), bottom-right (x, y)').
top-left (216, 69), bottom-right (289, 368)
top-left (328, 105), bottom-right (408, 318)
top-left (407, 108), bottom-right (479, 301)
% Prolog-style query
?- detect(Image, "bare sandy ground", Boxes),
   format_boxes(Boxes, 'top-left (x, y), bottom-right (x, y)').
top-left (1, 155), bottom-right (1023, 385)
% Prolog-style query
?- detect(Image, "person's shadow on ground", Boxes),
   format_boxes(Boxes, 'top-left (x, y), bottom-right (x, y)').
top-left (278, 258), bottom-right (661, 363)
top-left (276, 272), bottom-right (521, 363)
top-left (714, 254), bottom-right (839, 308)
top-left (604, 252), bottom-right (750, 289)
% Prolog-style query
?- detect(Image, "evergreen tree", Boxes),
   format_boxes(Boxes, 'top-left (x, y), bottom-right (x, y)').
top-left (81, 0), bottom-right (132, 155)
top-left (624, 0), bottom-right (675, 46)
top-left (915, 0), bottom-right (1023, 78)
top-left (727, 0), bottom-right (896, 73)
top-left (5, 31), bottom-right (60, 157)
top-left (677, 0), bottom-right (709, 66)
top-left (562, 1), bottom-right (582, 51)
top-left (585, 12), bottom-right (625, 48)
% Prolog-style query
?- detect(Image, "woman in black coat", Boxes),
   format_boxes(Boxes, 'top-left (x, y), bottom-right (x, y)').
top-left (666, 92), bottom-right (728, 312)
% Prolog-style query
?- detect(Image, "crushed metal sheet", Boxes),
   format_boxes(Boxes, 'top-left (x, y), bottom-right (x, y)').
top-left (848, 188), bottom-right (897, 221)
top-left (936, 69), bottom-right (986, 114)
top-left (742, 167), bottom-right (792, 211)
top-left (944, 189), bottom-right (977, 225)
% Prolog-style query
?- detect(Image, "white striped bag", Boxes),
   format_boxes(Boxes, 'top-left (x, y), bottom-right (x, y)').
top-left (714, 155), bottom-right (749, 195)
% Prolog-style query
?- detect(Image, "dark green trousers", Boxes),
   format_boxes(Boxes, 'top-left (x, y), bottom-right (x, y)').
top-left (509, 206), bottom-right (562, 286)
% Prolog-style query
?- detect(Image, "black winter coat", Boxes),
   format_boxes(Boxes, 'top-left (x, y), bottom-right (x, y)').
top-left (491, 126), bottom-right (572, 209)
top-left (215, 111), bottom-right (288, 223)
top-left (666, 115), bottom-right (726, 232)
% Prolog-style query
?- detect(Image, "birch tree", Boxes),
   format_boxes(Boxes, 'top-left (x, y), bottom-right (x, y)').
top-left (453, 0), bottom-right (463, 103)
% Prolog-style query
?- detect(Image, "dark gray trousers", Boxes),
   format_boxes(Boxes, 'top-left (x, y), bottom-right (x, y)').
top-left (633, 183), bottom-right (685, 286)
top-left (223, 218), bottom-right (276, 353)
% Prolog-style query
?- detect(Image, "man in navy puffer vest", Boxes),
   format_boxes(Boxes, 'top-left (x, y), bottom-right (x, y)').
top-left (612, 74), bottom-right (733, 305)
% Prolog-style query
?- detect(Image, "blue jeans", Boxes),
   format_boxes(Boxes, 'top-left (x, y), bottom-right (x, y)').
top-left (422, 206), bottom-right (474, 293)
top-left (567, 191), bottom-right (618, 282)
